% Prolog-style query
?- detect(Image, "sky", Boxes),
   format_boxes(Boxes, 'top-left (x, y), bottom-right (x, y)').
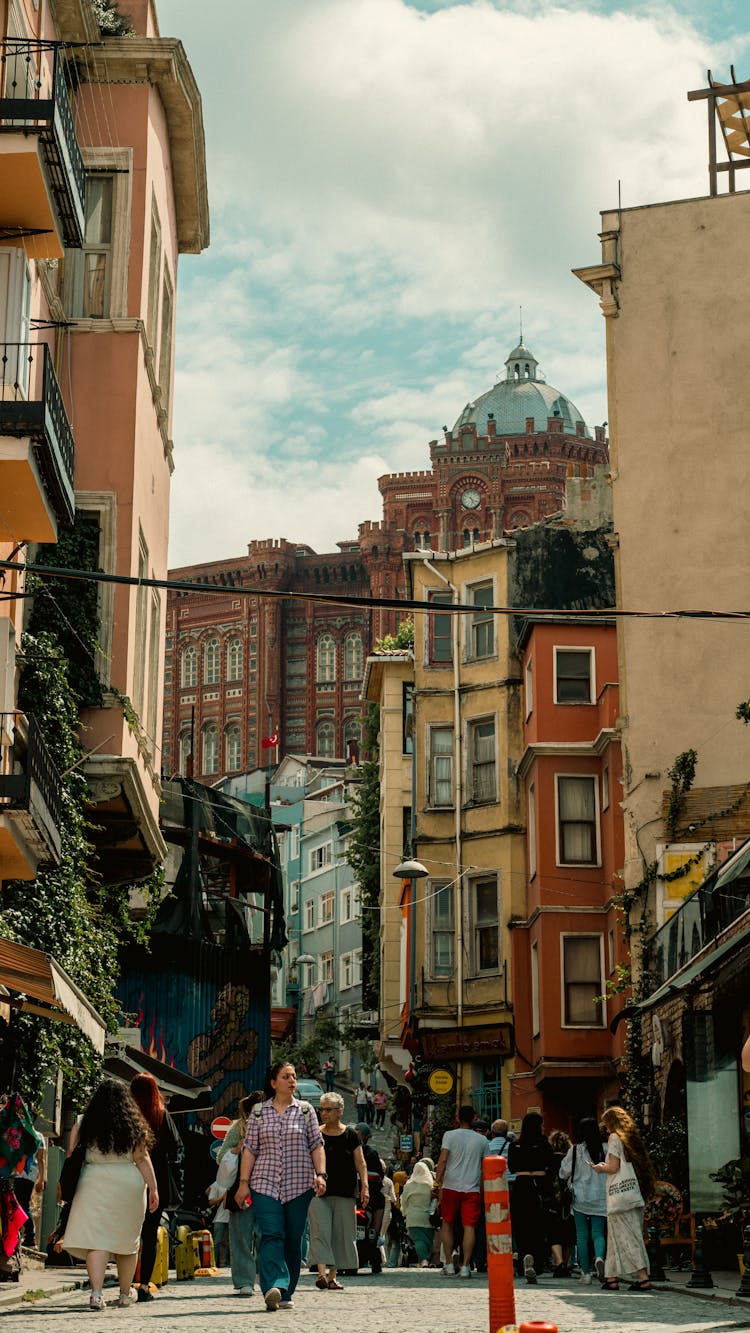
top-left (155, 0), bottom-right (750, 568)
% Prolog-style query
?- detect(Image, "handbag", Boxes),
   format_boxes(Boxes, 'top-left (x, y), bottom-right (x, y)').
top-left (59, 1143), bottom-right (85, 1203)
top-left (607, 1151), bottom-right (644, 1213)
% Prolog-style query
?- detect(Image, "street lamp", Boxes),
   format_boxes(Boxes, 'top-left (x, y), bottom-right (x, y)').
top-left (295, 953), bottom-right (316, 1041)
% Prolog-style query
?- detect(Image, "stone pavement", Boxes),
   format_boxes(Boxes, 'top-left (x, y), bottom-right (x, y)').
top-left (6, 1267), bottom-right (750, 1333)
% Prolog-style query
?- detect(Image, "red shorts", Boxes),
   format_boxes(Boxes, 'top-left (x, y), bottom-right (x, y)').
top-left (440, 1188), bottom-right (482, 1227)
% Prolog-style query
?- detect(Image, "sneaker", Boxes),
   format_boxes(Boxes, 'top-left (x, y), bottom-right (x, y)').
top-left (595, 1257), bottom-right (605, 1283)
top-left (279, 1300), bottom-right (294, 1309)
top-left (442, 1262), bottom-right (457, 1276)
top-left (265, 1287), bottom-right (282, 1311)
top-left (580, 1271), bottom-right (592, 1285)
top-left (238, 1286), bottom-right (254, 1297)
top-left (88, 1292), bottom-right (105, 1311)
top-left (523, 1254), bottom-right (537, 1284)
top-left (458, 1265), bottom-right (471, 1278)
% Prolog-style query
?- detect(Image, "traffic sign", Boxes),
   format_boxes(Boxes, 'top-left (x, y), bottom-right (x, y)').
top-left (209, 1139), bottom-right (223, 1161)
top-left (211, 1115), bottom-right (232, 1140)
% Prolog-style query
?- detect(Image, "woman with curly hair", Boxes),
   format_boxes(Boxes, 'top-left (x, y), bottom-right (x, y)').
top-left (592, 1106), bottom-right (656, 1292)
top-left (130, 1073), bottom-right (184, 1302)
top-left (62, 1079), bottom-right (159, 1311)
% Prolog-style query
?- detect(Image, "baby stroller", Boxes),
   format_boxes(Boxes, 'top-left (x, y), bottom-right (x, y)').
top-left (387, 1203), bottom-right (418, 1268)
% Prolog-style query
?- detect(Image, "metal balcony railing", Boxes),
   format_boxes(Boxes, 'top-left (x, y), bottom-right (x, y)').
top-left (0, 342), bottom-right (76, 526)
top-left (0, 39), bottom-right (85, 248)
top-left (648, 839), bottom-right (750, 992)
top-left (0, 713), bottom-right (64, 863)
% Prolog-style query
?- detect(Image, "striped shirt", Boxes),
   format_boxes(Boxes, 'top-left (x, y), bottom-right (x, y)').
top-left (244, 1099), bottom-right (323, 1203)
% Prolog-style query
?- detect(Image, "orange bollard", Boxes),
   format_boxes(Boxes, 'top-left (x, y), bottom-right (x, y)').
top-left (483, 1153), bottom-right (516, 1333)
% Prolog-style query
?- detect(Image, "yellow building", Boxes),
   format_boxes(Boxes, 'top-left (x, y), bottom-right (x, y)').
top-left (364, 541), bottom-right (526, 1119)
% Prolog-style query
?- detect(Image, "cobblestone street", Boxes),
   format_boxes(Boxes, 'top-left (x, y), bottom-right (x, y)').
top-left (5, 1268), bottom-right (750, 1333)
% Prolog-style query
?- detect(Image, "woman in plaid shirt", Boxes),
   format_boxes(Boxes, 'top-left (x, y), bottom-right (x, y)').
top-left (235, 1062), bottom-right (327, 1312)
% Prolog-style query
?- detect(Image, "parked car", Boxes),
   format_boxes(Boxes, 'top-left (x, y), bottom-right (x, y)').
top-left (294, 1078), bottom-right (324, 1111)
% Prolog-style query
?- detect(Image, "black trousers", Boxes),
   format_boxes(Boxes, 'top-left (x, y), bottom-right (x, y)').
top-left (139, 1203), bottom-right (161, 1285)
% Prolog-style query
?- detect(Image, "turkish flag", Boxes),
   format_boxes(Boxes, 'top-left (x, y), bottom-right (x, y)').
top-left (261, 730), bottom-right (279, 749)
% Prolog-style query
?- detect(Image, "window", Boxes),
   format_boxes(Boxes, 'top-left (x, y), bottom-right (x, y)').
top-left (344, 632), bottom-right (363, 681)
top-left (468, 582), bottom-right (494, 658)
top-left (429, 591), bottom-right (452, 664)
top-left (344, 717), bottom-right (361, 758)
top-left (316, 720), bottom-right (335, 758)
top-left (290, 827), bottom-right (300, 860)
top-left (602, 765), bottom-right (610, 811)
top-left (319, 951), bottom-right (334, 985)
top-left (133, 531), bottom-right (149, 714)
top-left (227, 637), bottom-right (243, 681)
top-left (290, 880), bottom-right (300, 914)
top-left (431, 880), bottom-right (455, 976)
top-left (472, 877), bottom-right (500, 973)
top-left (319, 891), bottom-right (334, 925)
top-left (429, 726), bottom-right (453, 806)
top-left (353, 948), bottom-right (362, 984)
top-left (557, 775), bottom-right (599, 865)
top-left (528, 783), bottom-right (537, 878)
top-left (158, 267), bottom-right (174, 412)
top-left (146, 203), bottom-right (161, 347)
top-left (554, 647), bottom-right (594, 704)
top-left (0, 248), bottom-right (31, 392)
top-left (66, 175), bottom-right (114, 317)
top-left (225, 724), bottom-right (241, 771)
top-left (146, 588), bottom-right (161, 749)
top-left (178, 730), bottom-right (191, 776)
top-left (469, 718), bottom-right (496, 803)
top-left (204, 638), bottom-right (220, 685)
top-left (562, 935), bottom-right (604, 1027)
top-left (531, 940), bottom-right (540, 1036)
top-left (341, 885), bottom-right (359, 922)
top-left (525, 657), bottom-right (533, 719)
top-left (202, 723), bottom-right (219, 775)
top-left (303, 899), bottom-right (315, 932)
top-left (310, 844), bottom-right (332, 873)
top-left (181, 644), bottom-right (197, 687)
top-left (317, 634), bottom-right (336, 683)
top-left (340, 951), bottom-right (354, 989)
top-left (403, 683), bottom-right (414, 755)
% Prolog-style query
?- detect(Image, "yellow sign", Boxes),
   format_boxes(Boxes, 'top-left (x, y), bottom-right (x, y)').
top-left (428, 1068), bottom-right (455, 1096)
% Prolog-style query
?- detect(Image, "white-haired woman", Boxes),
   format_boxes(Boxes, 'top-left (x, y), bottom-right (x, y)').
top-left (308, 1091), bottom-right (368, 1290)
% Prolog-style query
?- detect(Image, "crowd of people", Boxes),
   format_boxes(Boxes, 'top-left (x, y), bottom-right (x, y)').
top-left (42, 1063), bottom-right (658, 1312)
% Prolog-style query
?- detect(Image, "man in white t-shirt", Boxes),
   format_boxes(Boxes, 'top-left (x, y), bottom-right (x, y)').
top-left (434, 1105), bottom-right (489, 1278)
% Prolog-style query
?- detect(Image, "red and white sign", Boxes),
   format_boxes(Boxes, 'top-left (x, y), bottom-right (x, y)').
top-left (210, 1116), bottom-right (232, 1140)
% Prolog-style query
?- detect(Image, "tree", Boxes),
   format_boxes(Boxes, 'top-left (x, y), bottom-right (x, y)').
top-left (346, 703), bottom-right (380, 1009)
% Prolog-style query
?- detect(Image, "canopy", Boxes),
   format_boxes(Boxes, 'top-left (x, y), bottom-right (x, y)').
top-left (0, 937), bottom-right (105, 1053)
top-left (103, 1041), bottom-right (213, 1113)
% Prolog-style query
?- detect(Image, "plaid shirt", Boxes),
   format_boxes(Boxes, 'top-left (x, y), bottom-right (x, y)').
top-left (244, 1099), bottom-right (323, 1203)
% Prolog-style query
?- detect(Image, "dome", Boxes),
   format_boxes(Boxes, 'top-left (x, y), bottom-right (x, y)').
top-left (453, 342), bottom-right (591, 439)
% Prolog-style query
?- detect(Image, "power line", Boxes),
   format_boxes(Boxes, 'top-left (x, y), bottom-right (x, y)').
top-left (3, 559), bottom-right (750, 623)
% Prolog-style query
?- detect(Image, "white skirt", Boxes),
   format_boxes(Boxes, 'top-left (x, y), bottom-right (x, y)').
top-left (605, 1205), bottom-right (649, 1280)
top-left (63, 1150), bottom-right (146, 1258)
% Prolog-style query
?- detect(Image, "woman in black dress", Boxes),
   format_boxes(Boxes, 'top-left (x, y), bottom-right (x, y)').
top-left (508, 1111), bottom-right (554, 1283)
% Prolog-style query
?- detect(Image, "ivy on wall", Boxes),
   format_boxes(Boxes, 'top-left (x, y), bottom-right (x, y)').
top-left (346, 703), bottom-right (381, 1009)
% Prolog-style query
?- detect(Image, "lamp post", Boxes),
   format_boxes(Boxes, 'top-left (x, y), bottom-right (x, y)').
top-left (295, 953), bottom-right (316, 1043)
top-left (392, 856), bottom-right (428, 1029)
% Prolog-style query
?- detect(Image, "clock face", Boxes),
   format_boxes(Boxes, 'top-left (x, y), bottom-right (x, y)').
top-left (461, 488), bottom-right (481, 510)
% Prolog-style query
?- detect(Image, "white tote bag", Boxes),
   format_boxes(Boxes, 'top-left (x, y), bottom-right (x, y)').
top-left (607, 1153), bottom-right (644, 1213)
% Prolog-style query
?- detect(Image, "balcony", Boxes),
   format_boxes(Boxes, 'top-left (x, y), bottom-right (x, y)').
top-left (648, 838), bottom-right (750, 993)
top-left (0, 712), bottom-right (63, 878)
top-left (0, 342), bottom-right (76, 536)
top-left (0, 40), bottom-right (85, 257)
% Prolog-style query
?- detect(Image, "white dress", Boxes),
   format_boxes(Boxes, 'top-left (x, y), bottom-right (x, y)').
top-left (63, 1147), bottom-right (146, 1258)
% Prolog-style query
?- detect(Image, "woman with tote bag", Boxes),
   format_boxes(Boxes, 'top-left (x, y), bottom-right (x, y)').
top-left (591, 1106), bottom-right (656, 1292)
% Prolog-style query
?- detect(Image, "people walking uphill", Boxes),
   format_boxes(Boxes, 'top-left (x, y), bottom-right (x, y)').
top-left (400, 1158), bottom-right (435, 1266)
top-left (62, 1079), bottom-right (159, 1311)
top-left (508, 1111), bottom-right (554, 1284)
top-left (130, 1073), bottom-right (184, 1302)
top-left (235, 1062), bottom-right (326, 1311)
top-left (592, 1105), bottom-right (656, 1292)
top-left (559, 1116), bottom-right (607, 1285)
top-left (434, 1104), bottom-right (489, 1278)
top-left (309, 1092), bottom-right (368, 1291)
top-left (355, 1082), bottom-right (368, 1121)
top-left (218, 1092), bottom-right (264, 1296)
top-left (373, 1088), bottom-right (387, 1129)
top-left (365, 1085), bottom-right (375, 1124)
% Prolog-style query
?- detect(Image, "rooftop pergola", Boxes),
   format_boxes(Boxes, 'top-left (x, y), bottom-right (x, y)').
top-left (688, 66), bottom-right (750, 195)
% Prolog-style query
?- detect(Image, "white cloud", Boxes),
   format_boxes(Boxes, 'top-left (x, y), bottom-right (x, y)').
top-left (157, 0), bottom-right (746, 564)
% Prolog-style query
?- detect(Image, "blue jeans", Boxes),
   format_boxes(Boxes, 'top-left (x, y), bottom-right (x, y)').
top-left (573, 1209), bottom-right (606, 1273)
top-left (251, 1190), bottom-right (314, 1299)
top-left (229, 1207), bottom-right (259, 1289)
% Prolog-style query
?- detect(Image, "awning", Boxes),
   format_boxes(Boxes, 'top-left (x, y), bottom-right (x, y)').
top-left (270, 1007), bottom-right (295, 1040)
top-left (639, 920), bottom-right (750, 1012)
top-left (103, 1041), bottom-right (213, 1114)
top-left (0, 936), bottom-right (106, 1053)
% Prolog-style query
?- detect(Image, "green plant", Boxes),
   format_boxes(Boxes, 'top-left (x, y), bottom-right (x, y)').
top-left (665, 749), bottom-right (698, 840)
top-left (374, 620), bottom-right (414, 652)
top-left (644, 1116), bottom-right (689, 1196)
top-left (709, 1157), bottom-right (750, 1222)
top-left (346, 703), bottom-right (381, 1007)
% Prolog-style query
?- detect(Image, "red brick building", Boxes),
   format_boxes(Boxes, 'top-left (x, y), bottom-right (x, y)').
top-left (162, 343), bottom-right (608, 780)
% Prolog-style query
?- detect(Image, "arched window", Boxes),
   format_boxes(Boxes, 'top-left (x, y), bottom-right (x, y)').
top-left (202, 723), bottom-right (219, 775)
top-left (344, 632), bottom-right (363, 681)
top-left (344, 717), bottom-right (361, 756)
top-left (317, 634), bottom-right (336, 683)
top-left (225, 723), bottom-right (242, 771)
top-left (316, 721), bottom-right (335, 758)
top-left (181, 644), bottom-right (197, 687)
top-left (226, 637), bottom-right (242, 681)
top-left (509, 511), bottom-right (531, 529)
top-left (178, 730), bottom-right (192, 775)
top-left (204, 637), bottom-right (220, 685)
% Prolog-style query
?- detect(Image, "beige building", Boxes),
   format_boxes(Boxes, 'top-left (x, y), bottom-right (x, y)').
top-left (364, 542), bottom-right (526, 1118)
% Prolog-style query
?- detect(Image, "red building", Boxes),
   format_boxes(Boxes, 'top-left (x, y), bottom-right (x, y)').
top-left (512, 617), bottom-right (626, 1130)
top-left (162, 343), bottom-right (608, 780)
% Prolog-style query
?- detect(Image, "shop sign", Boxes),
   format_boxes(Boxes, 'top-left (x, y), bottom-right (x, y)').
top-left (420, 1024), bottom-right (514, 1062)
top-left (428, 1067), bottom-right (455, 1097)
top-left (400, 1134), bottom-right (414, 1151)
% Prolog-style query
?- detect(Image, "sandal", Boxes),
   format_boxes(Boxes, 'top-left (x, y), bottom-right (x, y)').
top-left (629, 1279), bottom-right (653, 1291)
top-left (327, 1279), bottom-right (344, 1290)
top-left (315, 1276), bottom-right (328, 1290)
top-left (601, 1279), bottom-right (619, 1291)
top-left (88, 1292), bottom-right (105, 1311)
